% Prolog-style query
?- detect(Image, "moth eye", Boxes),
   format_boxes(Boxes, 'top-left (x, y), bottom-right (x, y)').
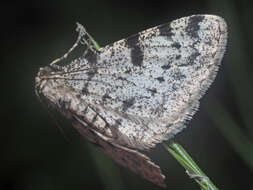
top-left (39, 66), bottom-right (53, 76)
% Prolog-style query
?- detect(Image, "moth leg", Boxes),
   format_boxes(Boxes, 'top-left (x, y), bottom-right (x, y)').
top-left (76, 22), bottom-right (100, 52)
top-left (82, 38), bottom-right (93, 57)
top-left (186, 170), bottom-right (210, 185)
top-left (50, 22), bottom-right (99, 69)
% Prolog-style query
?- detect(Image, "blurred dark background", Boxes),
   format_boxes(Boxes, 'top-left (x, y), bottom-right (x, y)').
top-left (1, 0), bottom-right (253, 189)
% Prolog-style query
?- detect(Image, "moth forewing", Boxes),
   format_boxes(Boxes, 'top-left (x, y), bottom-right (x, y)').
top-left (36, 14), bottom-right (227, 187)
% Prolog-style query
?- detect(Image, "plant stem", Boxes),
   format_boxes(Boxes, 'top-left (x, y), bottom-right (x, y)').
top-left (163, 142), bottom-right (219, 190)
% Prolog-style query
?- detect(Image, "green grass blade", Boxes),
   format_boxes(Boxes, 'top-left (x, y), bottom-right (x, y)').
top-left (164, 142), bottom-right (219, 190)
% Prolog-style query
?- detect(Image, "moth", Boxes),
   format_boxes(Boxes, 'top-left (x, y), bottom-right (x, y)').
top-left (35, 15), bottom-right (227, 187)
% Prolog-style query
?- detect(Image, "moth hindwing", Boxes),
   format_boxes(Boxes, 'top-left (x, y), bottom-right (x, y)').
top-left (35, 14), bottom-right (227, 187)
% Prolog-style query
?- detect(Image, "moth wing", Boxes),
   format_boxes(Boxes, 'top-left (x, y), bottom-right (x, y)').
top-left (62, 15), bottom-right (227, 149)
top-left (72, 115), bottom-right (166, 187)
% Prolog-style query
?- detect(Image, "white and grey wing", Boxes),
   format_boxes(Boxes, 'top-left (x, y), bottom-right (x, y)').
top-left (62, 15), bottom-right (227, 150)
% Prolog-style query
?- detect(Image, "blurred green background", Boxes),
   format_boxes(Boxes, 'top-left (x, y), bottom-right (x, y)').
top-left (1, 0), bottom-right (253, 189)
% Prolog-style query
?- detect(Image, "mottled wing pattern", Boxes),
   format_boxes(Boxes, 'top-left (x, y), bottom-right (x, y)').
top-left (60, 15), bottom-right (227, 150)
top-left (72, 116), bottom-right (166, 187)
top-left (36, 14), bottom-right (227, 188)
top-left (40, 78), bottom-right (166, 187)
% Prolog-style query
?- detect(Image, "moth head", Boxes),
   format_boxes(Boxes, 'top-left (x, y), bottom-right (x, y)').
top-left (35, 66), bottom-right (67, 110)
top-left (36, 66), bottom-right (54, 98)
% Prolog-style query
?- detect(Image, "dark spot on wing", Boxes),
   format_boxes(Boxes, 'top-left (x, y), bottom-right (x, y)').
top-left (176, 55), bottom-right (181, 60)
top-left (161, 64), bottom-right (171, 70)
top-left (124, 69), bottom-right (131, 74)
top-left (137, 105), bottom-right (142, 109)
top-left (115, 119), bottom-right (122, 125)
top-left (179, 51), bottom-right (200, 66)
top-left (205, 38), bottom-right (212, 46)
top-left (86, 70), bottom-right (97, 77)
top-left (122, 98), bottom-right (135, 111)
top-left (147, 88), bottom-right (157, 96)
top-left (81, 87), bottom-right (89, 95)
top-left (172, 71), bottom-right (186, 80)
top-left (117, 76), bottom-right (127, 81)
top-left (102, 94), bottom-right (111, 101)
top-left (188, 51), bottom-right (201, 65)
top-left (158, 24), bottom-right (174, 38)
top-left (81, 68), bottom-right (97, 95)
top-left (172, 83), bottom-right (179, 91)
top-left (125, 33), bottom-right (144, 67)
top-left (131, 48), bottom-right (144, 67)
top-left (155, 77), bottom-right (165, 83)
top-left (185, 15), bottom-right (205, 39)
top-left (85, 50), bottom-right (98, 64)
top-left (171, 42), bottom-right (181, 49)
top-left (110, 48), bottom-right (115, 57)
